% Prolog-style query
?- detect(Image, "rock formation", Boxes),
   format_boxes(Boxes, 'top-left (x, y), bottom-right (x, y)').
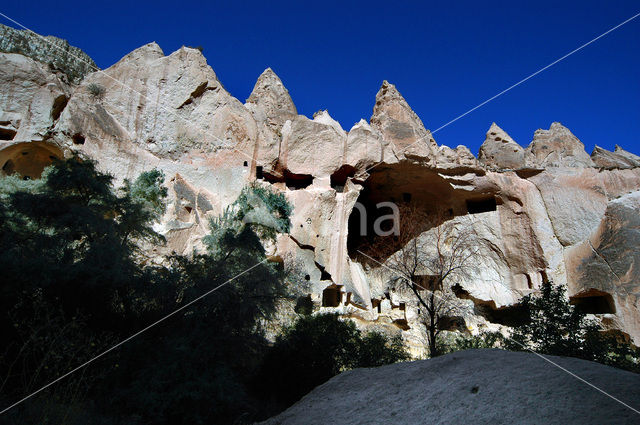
top-left (526, 121), bottom-right (595, 168)
top-left (2, 31), bottom-right (640, 353)
top-left (0, 24), bottom-right (97, 84)
top-left (591, 145), bottom-right (640, 169)
top-left (478, 122), bottom-right (525, 170)
top-left (262, 349), bottom-right (640, 425)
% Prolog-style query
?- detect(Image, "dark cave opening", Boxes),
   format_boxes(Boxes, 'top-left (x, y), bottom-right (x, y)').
top-left (479, 304), bottom-right (528, 327)
top-left (438, 315), bottom-right (467, 332)
top-left (466, 197), bottom-right (497, 214)
top-left (72, 133), bottom-right (85, 145)
top-left (262, 168), bottom-right (313, 190)
top-left (570, 289), bottom-right (616, 314)
top-left (322, 284), bottom-right (343, 307)
top-left (346, 163), bottom-right (495, 262)
top-left (330, 164), bottom-right (356, 192)
top-left (452, 284), bottom-right (527, 326)
top-left (51, 94), bottom-right (69, 121)
top-left (0, 127), bottom-right (17, 140)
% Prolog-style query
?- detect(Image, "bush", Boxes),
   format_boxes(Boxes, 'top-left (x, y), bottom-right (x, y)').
top-left (0, 157), bottom-right (296, 424)
top-left (439, 331), bottom-right (503, 355)
top-left (505, 283), bottom-right (639, 372)
top-left (87, 82), bottom-right (105, 98)
top-left (253, 314), bottom-right (408, 417)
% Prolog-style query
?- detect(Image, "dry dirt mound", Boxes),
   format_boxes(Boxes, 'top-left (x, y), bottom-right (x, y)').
top-left (262, 349), bottom-right (640, 425)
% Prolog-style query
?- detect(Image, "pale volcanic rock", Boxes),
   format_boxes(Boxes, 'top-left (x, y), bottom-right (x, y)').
top-left (343, 119), bottom-right (391, 177)
top-left (244, 68), bottom-right (298, 170)
top-left (0, 53), bottom-right (70, 143)
top-left (285, 183), bottom-right (370, 306)
top-left (60, 43), bottom-right (258, 161)
top-left (478, 123), bottom-right (526, 170)
top-left (591, 145), bottom-right (640, 169)
top-left (488, 172), bottom-right (565, 288)
top-left (280, 114), bottom-right (346, 177)
top-left (245, 67), bottom-right (297, 126)
top-left (565, 191), bottom-right (640, 342)
top-left (526, 122), bottom-right (594, 168)
top-left (529, 169), bottom-right (609, 247)
top-left (4, 39), bottom-right (640, 347)
top-left (529, 167), bottom-right (640, 248)
top-left (436, 144), bottom-right (480, 170)
top-left (613, 145), bottom-right (640, 165)
top-left (370, 81), bottom-right (437, 163)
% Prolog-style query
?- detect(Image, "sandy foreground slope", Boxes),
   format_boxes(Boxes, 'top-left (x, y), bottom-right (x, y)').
top-left (261, 349), bottom-right (640, 425)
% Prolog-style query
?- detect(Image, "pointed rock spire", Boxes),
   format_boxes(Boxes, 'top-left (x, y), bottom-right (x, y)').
top-left (312, 110), bottom-right (345, 135)
top-left (246, 67), bottom-right (297, 125)
top-left (370, 81), bottom-right (437, 161)
top-left (478, 123), bottom-right (525, 170)
top-left (591, 145), bottom-right (640, 169)
top-left (526, 122), bottom-right (594, 168)
top-left (614, 145), bottom-right (640, 166)
top-left (115, 42), bottom-right (165, 66)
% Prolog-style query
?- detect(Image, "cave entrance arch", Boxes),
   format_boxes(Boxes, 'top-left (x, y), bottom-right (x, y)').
top-left (347, 163), bottom-right (492, 263)
top-left (0, 142), bottom-right (63, 180)
top-left (570, 289), bottom-right (616, 314)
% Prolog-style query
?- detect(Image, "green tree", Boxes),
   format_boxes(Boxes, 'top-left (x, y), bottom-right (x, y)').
top-left (0, 155), bottom-right (168, 423)
top-left (0, 158), bottom-right (305, 424)
top-left (254, 314), bottom-right (408, 416)
top-left (103, 183), bottom-right (293, 424)
top-left (505, 283), bottom-right (639, 372)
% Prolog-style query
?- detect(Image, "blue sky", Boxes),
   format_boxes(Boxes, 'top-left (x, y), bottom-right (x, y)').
top-left (2, 1), bottom-right (639, 155)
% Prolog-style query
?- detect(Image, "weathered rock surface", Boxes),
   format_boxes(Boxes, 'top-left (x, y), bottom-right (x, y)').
top-left (526, 122), bottom-right (595, 168)
top-left (592, 145), bottom-right (640, 169)
top-left (0, 53), bottom-right (69, 144)
top-left (245, 67), bottom-right (297, 127)
top-left (565, 190), bottom-right (640, 342)
top-left (478, 123), bottom-right (526, 170)
top-left (370, 81), bottom-right (438, 163)
top-left (263, 349), bottom-right (640, 425)
top-left (2, 39), bottom-right (640, 348)
top-left (0, 23), bottom-right (97, 83)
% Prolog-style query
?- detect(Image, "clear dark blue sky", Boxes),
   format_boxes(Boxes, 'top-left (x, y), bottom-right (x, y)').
top-left (2, 1), bottom-right (639, 155)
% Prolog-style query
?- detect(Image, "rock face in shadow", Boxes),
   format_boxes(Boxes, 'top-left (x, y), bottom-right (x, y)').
top-left (262, 349), bottom-right (640, 425)
top-left (2, 39), bottom-right (640, 347)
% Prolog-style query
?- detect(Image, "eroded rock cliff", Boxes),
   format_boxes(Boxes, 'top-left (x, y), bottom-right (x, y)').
top-left (2, 34), bottom-right (639, 354)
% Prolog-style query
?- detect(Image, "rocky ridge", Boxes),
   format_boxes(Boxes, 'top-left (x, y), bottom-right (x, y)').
top-left (0, 23), bottom-right (97, 84)
top-left (1, 35), bottom-right (639, 354)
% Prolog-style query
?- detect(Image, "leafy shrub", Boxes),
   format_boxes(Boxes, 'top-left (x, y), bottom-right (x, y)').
top-left (253, 314), bottom-right (408, 417)
top-left (357, 331), bottom-right (409, 367)
top-left (438, 284), bottom-right (639, 373)
top-left (439, 331), bottom-right (503, 355)
top-left (505, 283), bottom-right (639, 372)
top-left (87, 82), bottom-right (105, 98)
